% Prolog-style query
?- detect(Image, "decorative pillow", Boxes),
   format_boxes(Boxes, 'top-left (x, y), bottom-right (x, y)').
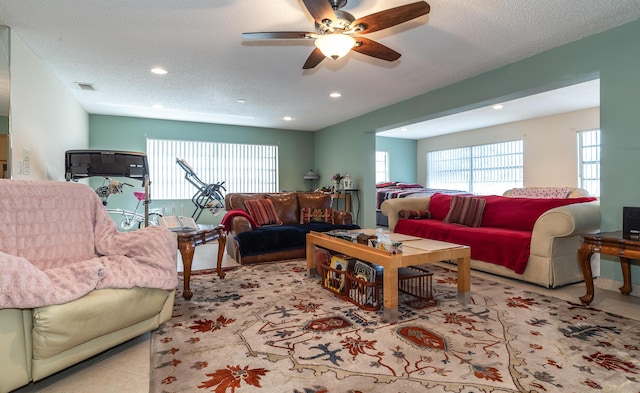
top-left (398, 209), bottom-right (431, 219)
top-left (300, 207), bottom-right (334, 224)
top-left (244, 198), bottom-right (282, 226)
top-left (376, 181), bottom-right (397, 188)
top-left (444, 195), bottom-right (486, 227)
top-left (510, 187), bottom-right (572, 199)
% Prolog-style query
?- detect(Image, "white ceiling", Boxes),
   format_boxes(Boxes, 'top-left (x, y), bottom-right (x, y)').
top-left (378, 79), bottom-right (601, 139)
top-left (0, 1), bottom-right (638, 134)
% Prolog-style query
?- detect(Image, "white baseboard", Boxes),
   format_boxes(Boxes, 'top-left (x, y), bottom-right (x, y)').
top-left (594, 277), bottom-right (640, 298)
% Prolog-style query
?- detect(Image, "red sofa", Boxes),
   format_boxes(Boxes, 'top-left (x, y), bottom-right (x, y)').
top-left (381, 190), bottom-right (600, 287)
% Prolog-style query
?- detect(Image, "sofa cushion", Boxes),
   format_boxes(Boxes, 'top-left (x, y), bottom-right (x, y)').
top-left (394, 219), bottom-right (532, 274)
top-left (480, 195), bottom-right (597, 231)
top-left (236, 223), bottom-right (359, 257)
top-left (267, 192), bottom-right (299, 224)
top-left (32, 287), bottom-right (169, 359)
top-left (244, 198), bottom-right (282, 226)
top-left (298, 192), bottom-right (332, 209)
top-left (444, 196), bottom-right (486, 227)
top-left (399, 209), bottom-right (431, 219)
top-left (300, 207), bottom-right (333, 224)
top-left (510, 187), bottom-right (572, 198)
top-left (227, 193), bottom-right (265, 212)
top-left (428, 193), bottom-right (454, 220)
top-left (430, 193), bottom-right (597, 231)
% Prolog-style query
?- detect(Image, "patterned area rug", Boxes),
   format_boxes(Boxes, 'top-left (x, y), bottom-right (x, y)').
top-left (150, 260), bottom-right (640, 392)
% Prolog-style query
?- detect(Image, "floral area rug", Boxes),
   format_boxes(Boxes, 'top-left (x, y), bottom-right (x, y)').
top-left (150, 260), bottom-right (640, 392)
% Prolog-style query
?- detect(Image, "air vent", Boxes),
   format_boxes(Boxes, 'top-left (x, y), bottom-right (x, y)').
top-left (76, 82), bottom-right (95, 91)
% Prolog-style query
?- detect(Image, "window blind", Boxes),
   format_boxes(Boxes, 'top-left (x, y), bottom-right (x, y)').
top-left (147, 139), bottom-right (279, 200)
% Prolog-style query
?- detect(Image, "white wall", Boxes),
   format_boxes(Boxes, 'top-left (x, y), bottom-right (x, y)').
top-left (9, 31), bottom-right (88, 181)
top-left (417, 108), bottom-right (600, 191)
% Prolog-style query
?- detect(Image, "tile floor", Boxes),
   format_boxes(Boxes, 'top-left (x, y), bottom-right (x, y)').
top-left (11, 244), bottom-right (640, 392)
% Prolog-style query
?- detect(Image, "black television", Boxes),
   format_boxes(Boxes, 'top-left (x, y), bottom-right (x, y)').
top-left (65, 150), bottom-right (149, 182)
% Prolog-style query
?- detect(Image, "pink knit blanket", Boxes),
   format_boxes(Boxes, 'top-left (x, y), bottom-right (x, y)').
top-left (0, 180), bottom-right (178, 309)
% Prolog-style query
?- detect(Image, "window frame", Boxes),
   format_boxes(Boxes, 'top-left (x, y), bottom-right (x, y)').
top-left (426, 140), bottom-right (523, 195)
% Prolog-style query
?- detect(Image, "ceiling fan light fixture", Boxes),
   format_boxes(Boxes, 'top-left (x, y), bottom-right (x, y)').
top-left (315, 33), bottom-right (355, 60)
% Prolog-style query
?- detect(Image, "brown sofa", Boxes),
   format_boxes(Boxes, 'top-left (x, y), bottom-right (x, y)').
top-left (223, 192), bottom-right (358, 264)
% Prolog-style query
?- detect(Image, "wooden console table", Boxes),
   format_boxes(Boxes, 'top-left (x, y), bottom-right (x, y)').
top-left (176, 224), bottom-right (226, 300)
top-left (578, 231), bottom-right (637, 305)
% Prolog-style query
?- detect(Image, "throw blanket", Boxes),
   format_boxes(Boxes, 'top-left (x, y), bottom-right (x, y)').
top-left (0, 179), bottom-right (178, 309)
top-left (221, 209), bottom-right (259, 231)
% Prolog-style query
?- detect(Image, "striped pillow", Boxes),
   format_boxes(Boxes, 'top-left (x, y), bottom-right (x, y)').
top-left (398, 209), bottom-right (431, 219)
top-left (444, 196), bottom-right (486, 227)
top-left (244, 198), bottom-right (282, 226)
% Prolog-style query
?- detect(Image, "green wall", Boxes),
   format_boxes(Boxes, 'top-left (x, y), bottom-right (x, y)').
top-left (375, 136), bottom-right (417, 184)
top-left (317, 19), bottom-right (640, 284)
top-left (89, 115), bottom-right (315, 224)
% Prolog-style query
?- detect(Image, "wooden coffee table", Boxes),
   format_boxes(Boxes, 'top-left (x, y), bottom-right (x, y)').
top-left (176, 224), bottom-right (226, 300)
top-left (306, 230), bottom-right (471, 322)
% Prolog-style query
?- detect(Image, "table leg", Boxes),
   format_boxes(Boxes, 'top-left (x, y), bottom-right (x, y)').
top-left (306, 239), bottom-right (317, 278)
top-left (216, 230), bottom-right (227, 279)
top-left (578, 244), bottom-right (595, 305)
top-left (179, 242), bottom-right (195, 300)
top-left (619, 257), bottom-right (633, 295)
top-left (383, 267), bottom-right (399, 323)
top-left (456, 255), bottom-right (471, 304)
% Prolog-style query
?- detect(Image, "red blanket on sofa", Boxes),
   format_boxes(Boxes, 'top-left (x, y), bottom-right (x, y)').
top-left (395, 193), bottom-right (597, 274)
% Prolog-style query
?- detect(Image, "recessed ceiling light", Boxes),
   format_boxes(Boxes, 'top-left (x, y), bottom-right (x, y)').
top-left (329, 92), bottom-right (342, 98)
top-left (283, 116), bottom-right (293, 121)
top-left (152, 104), bottom-right (163, 109)
top-left (237, 98), bottom-right (247, 103)
top-left (492, 104), bottom-right (504, 110)
top-left (150, 67), bottom-right (168, 75)
top-left (400, 127), bottom-right (408, 131)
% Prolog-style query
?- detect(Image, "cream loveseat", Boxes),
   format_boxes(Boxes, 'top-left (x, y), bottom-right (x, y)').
top-left (380, 187), bottom-right (600, 288)
top-left (0, 180), bottom-right (177, 393)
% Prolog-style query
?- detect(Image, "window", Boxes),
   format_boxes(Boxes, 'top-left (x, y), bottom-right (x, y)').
top-left (375, 151), bottom-right (389, 183)
top-left (578, 129), bottom-right (600, 196)
top-left (147, 139), bottom-right (279, 200)
top-left (427, 140), bottom-right (523, 195)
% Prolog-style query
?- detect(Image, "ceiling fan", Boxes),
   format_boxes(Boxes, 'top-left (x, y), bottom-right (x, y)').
top-left (241, 0), bottom-right (431, 69)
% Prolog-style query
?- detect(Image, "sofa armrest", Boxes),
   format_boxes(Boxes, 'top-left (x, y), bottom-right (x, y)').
top-left (333, 210), bottom-right (353, 225)
top-left (227, 216), bottom-right (255, 236)
top-left (530, 200), bottom-right (600, 257)
top-left (380, 197), bottom-right (431, 231)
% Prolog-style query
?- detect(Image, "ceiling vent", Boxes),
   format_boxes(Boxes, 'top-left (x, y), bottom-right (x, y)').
top-left (76, 82), bottom-right (95, 91)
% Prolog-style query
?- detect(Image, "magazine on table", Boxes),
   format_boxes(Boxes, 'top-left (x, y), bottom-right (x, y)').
top-left (158, 216), bottom-right (198, 231)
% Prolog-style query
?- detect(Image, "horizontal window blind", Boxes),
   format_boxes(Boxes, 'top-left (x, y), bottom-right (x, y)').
top-left (147, 139), bottom-right (279, 200)
top-left (427, 140), bottom-right (523, 195)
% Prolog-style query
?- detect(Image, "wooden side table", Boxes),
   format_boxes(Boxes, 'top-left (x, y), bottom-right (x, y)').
top-left (176, 224), bottom-right (226, 300)
top-left (578, 231), bottom-right (637, 305)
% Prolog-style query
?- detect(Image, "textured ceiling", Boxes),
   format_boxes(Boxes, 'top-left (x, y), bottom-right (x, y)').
top-left (0, 0), bottom-right (639, 133)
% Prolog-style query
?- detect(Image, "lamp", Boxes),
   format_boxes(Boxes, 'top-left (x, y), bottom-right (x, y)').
top-left (303, 169), bottom-right (320, 191)
top-left (314, 33), bottom-right (356, 60)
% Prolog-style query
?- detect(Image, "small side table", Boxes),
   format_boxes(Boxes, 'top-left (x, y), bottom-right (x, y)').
top-left (176, 224), bottom-right (226, 300)
top-left (578, 231), bottom-right (637, 305)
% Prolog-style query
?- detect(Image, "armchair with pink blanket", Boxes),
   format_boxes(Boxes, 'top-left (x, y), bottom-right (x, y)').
top-left (0, 179), bottom-right (178, 393)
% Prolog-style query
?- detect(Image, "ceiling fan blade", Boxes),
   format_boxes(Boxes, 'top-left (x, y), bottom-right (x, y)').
top-left (302, 0), bottom-right (337, 25)
top-left (352, 1), bottom-right (430, 34)
top-left (242, 32), bottom-right (313, 40)
top-left (303, 48), bottom-right (326, 69)
top-left (352, 37), bottom-right (401, 61)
